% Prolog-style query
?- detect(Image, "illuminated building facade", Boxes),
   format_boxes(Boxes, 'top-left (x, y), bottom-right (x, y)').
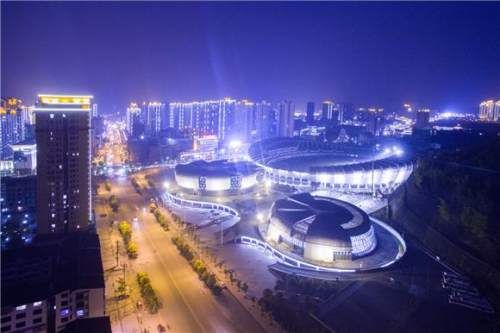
top-left (265, 193), bottom-right (377, 261)
top-left (92, 103), bottom-right (98, 118)
top-left (337, 103), bottom-right (354, 124)
top-left (367, 107), bottom-right (384, 136)
top-left (1, 174), bottom-right (37, 248)
top-left (277, 100), bottom-right (295, 137)
top-left (11, 142), bottom-right (37, 174)
top-left (126, 102), bottom-right (142, 137)
top-left (253, 101), bottom-right (273, 141)
top-left (249, 137), bottom-right (412, 194)
top-left (174, 160), bottom-right (261, 193)
top-left (479, 99), bottom-right (500, 122)
top-left (321, 101), bottom-right (338, 125)
top-left (169, 99), bottom-right (234, 140)
top-left (35, 94), bottom-right (92, 234)
top-left (145, 102), bottom-right (166, 136)
top-left (234, 100), bottom-right (255, 142)
top-left (0, 97), bottom-right (28, 158)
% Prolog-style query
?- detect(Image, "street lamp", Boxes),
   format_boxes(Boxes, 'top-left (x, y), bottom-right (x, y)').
top-left (257, 213), bottom-right (264, 222)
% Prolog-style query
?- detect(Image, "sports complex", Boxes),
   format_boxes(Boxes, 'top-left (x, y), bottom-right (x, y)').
top-left (174, 159), bottom-right (262, 194)
top-left (160, 138), bottom-right (413, 274)
top-left (248, 137), bottom-right (413, 194)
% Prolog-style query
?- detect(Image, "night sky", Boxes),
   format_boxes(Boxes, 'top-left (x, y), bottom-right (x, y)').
top-left (2, 2), bottom-right (499, 113)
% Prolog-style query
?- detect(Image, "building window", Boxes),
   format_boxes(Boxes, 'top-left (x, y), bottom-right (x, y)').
top-left (33, 309), bottom-right (42, 315)
top-left (1, 316), bottom-right (11, 323)
top-left (1, 325), bottom-right (11, 331)
top-left (33, 317), bottom-right (42, 324)
top-left (15, 322), bottom-right (26, 328)
top-left (15, 313), bottom-right (26, 320)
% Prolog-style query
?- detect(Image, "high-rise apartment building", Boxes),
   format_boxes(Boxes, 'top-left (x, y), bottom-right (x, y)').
top-left (146, 102), bottom-right (166, 136)
top-left (165, 98), bottom-right (295, 143)
top-left (321, 101), bottom-right (339, 125)
top-left (253, 101), bottom-right (273, 141)
top-left (92, 103), bottom-right (98, 118)
top-left (414, 108), bottom-right (431, 129)
top-left (1, 232), bottom-right (110, 333)
top-left (168, 99), bottom-right (238, 143)
top-left (306, 102), bottom-right (315, 125)
top-left (0, 97), bottom-right (27, 158)
top-left (366, 108), bottom-right (384, 136)
top-left (277, 101), bottom-right (295, 137)
top-left (337, 103), bottom-right (354, 123)
top-left (218, 98), bottom-right (236, 142)
top-left (479, 100), bottom-right (500, 122)
top-left (234, 100), bottom-right (255, 142)
top-left (126, 102), bottom-right (142, 137)
top-left (35, 94), bottom-right (92, 234)
top-left (321, 101), bottom-right (334, 121)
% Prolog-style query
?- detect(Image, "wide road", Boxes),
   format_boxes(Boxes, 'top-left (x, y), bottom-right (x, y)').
top-left (97, 175), bottom-right (265, 333)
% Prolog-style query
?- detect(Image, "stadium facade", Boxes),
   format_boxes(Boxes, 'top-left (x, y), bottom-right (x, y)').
top-left (249, 137), bottom-right (413, 194)
top-left (174, 160), bottom-right (261, 193)
top-left (265, 193), bottom-right (377, 262)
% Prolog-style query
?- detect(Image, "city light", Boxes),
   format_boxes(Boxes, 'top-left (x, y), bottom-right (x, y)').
top-left (229, 139), bottom-right (242, 149)
top-left (393, 147), bottom-right (404, 157)
top-left (3, 4), bottom-right (498, 332)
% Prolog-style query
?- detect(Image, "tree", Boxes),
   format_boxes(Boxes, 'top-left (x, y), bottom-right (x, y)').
top-left (118, 221), bottom-right (132, 243)
top-left (136, 272), bottom-right (162, 314)
top-left (203, 272), bottom-right (214, 287)
top-left (104, 180), bottom-right (111, 191)
top-left (127, 241), bottom-right (138, 259)
top-left (109, 195), bottom-right (120, 212)
top-left (115, 277), bottom-right (129, 298)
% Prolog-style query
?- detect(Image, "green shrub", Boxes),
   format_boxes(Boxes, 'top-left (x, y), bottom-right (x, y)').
top-left (118, 221), bottom-right (132, 244)
top-left (127, 241), bottom-right (138, 259)
top-left (136, 272), bottom-right (162, 314)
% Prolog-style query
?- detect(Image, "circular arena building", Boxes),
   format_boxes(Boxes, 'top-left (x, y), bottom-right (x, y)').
top-left (265, 193), bottom-right (377, 262)
top-left (249, 137), bottom-right (413, 194)
top-left (174, 160), bottom-right (261, 194)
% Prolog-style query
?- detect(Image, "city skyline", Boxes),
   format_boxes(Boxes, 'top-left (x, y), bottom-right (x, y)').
top-left (2, 2), bottom-right (500, 332)
top-left (2, 2), bottom-right (499, 112)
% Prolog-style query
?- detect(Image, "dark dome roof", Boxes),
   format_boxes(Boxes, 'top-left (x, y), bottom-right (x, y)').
top-left (175, 159), bottom-right (259, 178)
top-left (271, 193), bottom-right (372, 245)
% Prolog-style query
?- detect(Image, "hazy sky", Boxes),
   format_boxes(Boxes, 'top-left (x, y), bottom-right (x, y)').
top-left (2, 2), bottom-right (499, 113)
